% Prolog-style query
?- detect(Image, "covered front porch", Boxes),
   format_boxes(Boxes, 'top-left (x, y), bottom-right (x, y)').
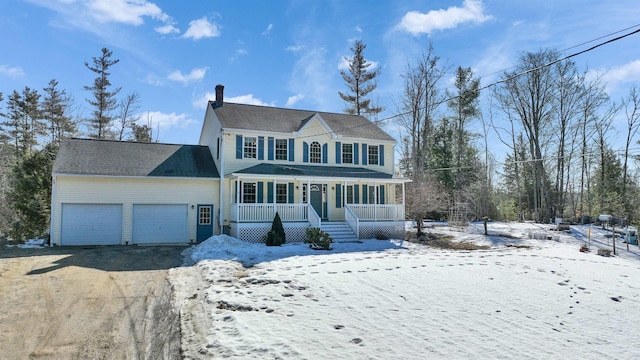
top-left (226, 164), bottom-right (408, 242)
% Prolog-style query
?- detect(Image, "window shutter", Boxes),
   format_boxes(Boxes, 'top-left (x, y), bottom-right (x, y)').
top-left (379, 145), bottom-right (384, 166)
top-left (303, 142), bottom-right (309, 163)
top-left (258, 136), bottom-right (264, 160)
top-left (267, 137), bottom-right (274, 160)
top-left (288, 183), bottom-right (294, 203)
top-left (235, 135), bottom-right (242, 159)
top-left (257, 182), bottom-right (264, 203)
top-left (354, 184), bottom-right (360, 204)
top-left (362, 143), bottom-right (368, 165)
top-left (322, 143), bottom-right (328, 163)
top-left (362, 184), bottom-right (368, 204)
top-left (379, 185), bottom-right (385, 204)
top-left (288, 138), bottom-right (295, 161)
top-left (336, 184), bottom-right (342, 208)
top-left (267, 182), bottom-right (273, 203)
top-left (335, 142), bottom-right (341, 164)
top-left (353, 143), bottom-right (359, 165)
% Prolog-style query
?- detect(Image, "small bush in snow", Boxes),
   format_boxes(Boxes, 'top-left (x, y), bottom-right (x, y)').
top-left (264, 230), bottom-right (283, 247)
top-left (304, 227), bottom-right (332, 250)
top-left (264, 213), bottom-right (285, 246)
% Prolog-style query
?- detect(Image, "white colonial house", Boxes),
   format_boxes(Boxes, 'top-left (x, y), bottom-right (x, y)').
top-left (50, 85), bottom-right (408, 246)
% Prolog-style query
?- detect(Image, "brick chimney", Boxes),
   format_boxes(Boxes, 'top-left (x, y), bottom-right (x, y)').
top-left (214, 84), bottom-right (224, 107)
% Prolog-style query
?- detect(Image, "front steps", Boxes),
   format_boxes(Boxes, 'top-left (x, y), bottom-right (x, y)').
top-left (321, 222), bottom-right (358, 243)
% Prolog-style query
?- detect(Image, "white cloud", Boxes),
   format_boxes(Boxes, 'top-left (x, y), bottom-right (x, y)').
top-left (87, 0), bottom-right (168, 25)
top-left (183, 16), bottom-right (220, 40)
top-left (286, 94), bottom-right (304, 107)
top-left (262, 23), bottom-right (273, 36)
top-left (226, 94), bottom-right (275, 106)
top-left (286, 44), bottom-right (304, 53)
top-left (229, 49), bottom-right (248, 64)
top-left (602, 60), bottom-right (640, 86)
top-left (192, 92), bottom-right (274, 109)
top-left (167, 67), bottom-right (207, 85)
top-left (0, 64), bottom-right (25, 77)
top-left (155, 24), bottom-right (179, 34)
top-left (138, 111), bottom-right (197, 130)
top-left (338, 56), bottom-right (378, 71)
top-left (397, 0), bottom-right (492, 35)
top-left (287, 46), bottom-right (334, 111)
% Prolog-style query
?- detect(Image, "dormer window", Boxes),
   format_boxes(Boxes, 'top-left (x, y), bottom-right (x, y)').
top-left (310, 141), bottom-right (321, 163)
top-left (244, 136), bottom-right (257, 159)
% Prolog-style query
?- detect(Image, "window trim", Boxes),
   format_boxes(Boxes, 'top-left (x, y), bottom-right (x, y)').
top-left (275, 138), bottom-right (288, 161)
top-left (275, 183), bottom-right (288, 204)
top-left (242, 182), bottom-right (257, 203)
top-left (368, 145), bottom-right (379, 165)
top-left (243, 136), bottom-right (257, 159)
top-left (310, 141), bottom-right (322, 164)
top-left (198, 205), bottom-right (212, 225)
top-left (342, 143), bottom-right (353, 164)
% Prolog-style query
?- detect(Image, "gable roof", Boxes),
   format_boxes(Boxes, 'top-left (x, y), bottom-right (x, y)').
top-left (53, 138), bottom-right (219, 178)
top-left (233, 163), bottom-right (393, 180)
top-left (211, 102), bottom-right (395, 141)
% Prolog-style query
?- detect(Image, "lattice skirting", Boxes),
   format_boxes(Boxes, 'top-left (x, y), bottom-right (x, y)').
top-left (358, 222), bottom-right (405, 240)
top-left (230, 222), bottom-right (310, 243)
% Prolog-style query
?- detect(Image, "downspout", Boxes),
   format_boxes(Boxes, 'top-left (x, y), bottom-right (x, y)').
top-left (50, 175), bottom-right (56, 246)
top-left (219, 130), bottom-right (225, 234)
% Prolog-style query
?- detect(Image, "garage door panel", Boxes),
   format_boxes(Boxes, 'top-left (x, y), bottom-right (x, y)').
top-left (133, 204), bottom-right (188, 244)
top-left (61, 204), bottom-right (122, 246)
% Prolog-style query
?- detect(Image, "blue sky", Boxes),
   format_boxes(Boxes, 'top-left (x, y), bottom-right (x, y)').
top-left (1, 0), bottom-right (639, 151)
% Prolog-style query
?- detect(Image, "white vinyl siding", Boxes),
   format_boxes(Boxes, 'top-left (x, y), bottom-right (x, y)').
top-left (51, 176), bottom-right (217, 246)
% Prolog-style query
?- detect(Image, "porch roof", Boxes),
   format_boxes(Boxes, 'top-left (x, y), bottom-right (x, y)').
top-left (231, 163), bottom-right (405, 181)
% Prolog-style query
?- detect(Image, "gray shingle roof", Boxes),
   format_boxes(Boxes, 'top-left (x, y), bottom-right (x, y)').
top-left (212, 102), bottom-right (395, 142)
top-left (53, 138), bottom-right (219, 178)
top-left (234, 163), bottom-right (393, 179)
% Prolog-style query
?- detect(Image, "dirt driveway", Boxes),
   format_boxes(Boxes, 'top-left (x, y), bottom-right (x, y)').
top-left (0, 245), bottom-right (185, 360)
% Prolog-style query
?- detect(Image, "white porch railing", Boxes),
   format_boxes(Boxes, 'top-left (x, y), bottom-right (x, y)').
top-left (348, 204), bottom-right (405, 221)
top-left (231, 203), bottom-right (308, 222)
top-left (308, 204), bottom-right (321, 228)
top-left (344, 205), bottom-right (359, 238)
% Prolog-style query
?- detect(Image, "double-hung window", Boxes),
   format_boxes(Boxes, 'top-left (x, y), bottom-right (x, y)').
top-left (244, 136), bottom-right (257, 159)
top-left (368, 145), bottom-right (378, 165)
top-left (346, 185), bottom-right (354, 204)
top-left (342, 143), bottom-right (353, 164)
top-left (242, 182), bottom-right (257, 203)
top-left (275, 139), bottom-right (288, 161)
top-left (276, 183), bottom-right (288, 203)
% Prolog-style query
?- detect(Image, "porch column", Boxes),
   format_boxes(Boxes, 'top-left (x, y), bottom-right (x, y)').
top-left (273, 179), bottom-right (277, 214)
top-left (402, 182), bottom-right (405, 220)
top-left (236, 178), bottom-right (241, 222)
top-left (343, 180), bottom-right (346, 209)
top-left (374, 181), bottom-right (378, 222)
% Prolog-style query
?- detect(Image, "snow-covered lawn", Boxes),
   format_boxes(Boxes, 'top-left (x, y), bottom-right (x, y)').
top-left (170, 223), bottom-right (640, 359)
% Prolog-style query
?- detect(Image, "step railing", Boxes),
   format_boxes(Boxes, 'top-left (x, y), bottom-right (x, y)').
top-left (344, 205), bottom-right (359, 239)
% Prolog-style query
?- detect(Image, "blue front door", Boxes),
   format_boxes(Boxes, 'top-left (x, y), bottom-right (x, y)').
top-left (310, 184), bottom-right (327, 220)
top-left (196, 205), bottom-right (213, 241)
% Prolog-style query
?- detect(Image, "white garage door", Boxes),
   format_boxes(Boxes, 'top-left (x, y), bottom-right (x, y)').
top-left (133, 204), bottom-right (188, 244)
top-left (61, 204), bottom-right (123, 246)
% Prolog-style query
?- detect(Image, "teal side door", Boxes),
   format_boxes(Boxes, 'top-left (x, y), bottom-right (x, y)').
top-left (197, 205), bottom-right (213, 241)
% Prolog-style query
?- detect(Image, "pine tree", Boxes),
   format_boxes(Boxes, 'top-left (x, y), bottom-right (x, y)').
top-left (338, 40), bottom-right (383, 118)
top-left (42, 79), bottom-right (76, 147)
top-left (84, 48), bottom-right (121, 139)
top-left (8, 145), bottom-right (55, 240)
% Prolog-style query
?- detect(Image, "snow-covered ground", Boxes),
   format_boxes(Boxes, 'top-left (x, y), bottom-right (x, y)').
top-left (170, 222), bottom-right (640, 359)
